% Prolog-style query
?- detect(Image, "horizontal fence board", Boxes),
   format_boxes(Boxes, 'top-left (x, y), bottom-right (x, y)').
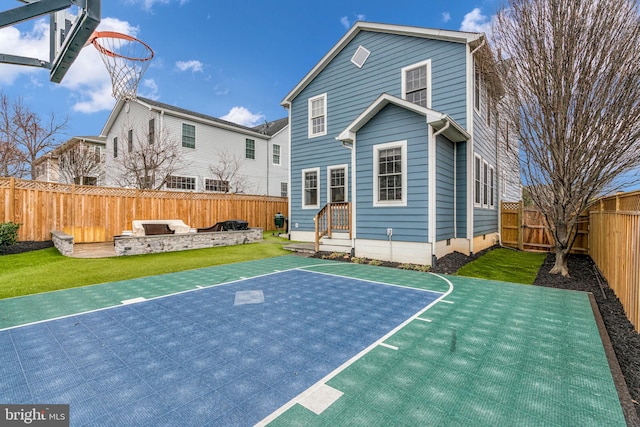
top-left (0, 178), bottom-right (288, 243)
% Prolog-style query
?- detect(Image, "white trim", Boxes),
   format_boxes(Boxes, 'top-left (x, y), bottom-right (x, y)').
top-left (474, 153), bottom-right (482, 207)
top-left (326, 164), bottom-right (349, 203)
top-left (351, 45), bottom-right (371, 68)
top-left (308, 93), bottom-right (327, 138)
top-left (373, 140), bottom-right (408, 207)
top-left (482, 159), bottom-right (489, 208)
top-left (474, 60), bottom-right (481, 114)
top-left (401, 59), bottom-right (432, 109)
top-left (302, 167), bottom-right (320, 210)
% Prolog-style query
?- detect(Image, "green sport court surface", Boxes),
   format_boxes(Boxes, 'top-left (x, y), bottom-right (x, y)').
top-left (0, 256), bottom-right (628, 426)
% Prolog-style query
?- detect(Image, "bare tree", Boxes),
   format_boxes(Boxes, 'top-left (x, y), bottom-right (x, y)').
top-left (0, 94), bottom-right (28, 177)
top-left (208, 149), bottom-right (251, 193)
top-left (57, 141), bottom-right (104, 185)
top-left (113, 121), bottom-right (184, 190)
top-left (0, 93), bottom-right (68, 179)
top-left (492, 0), bottom-right (640, 276)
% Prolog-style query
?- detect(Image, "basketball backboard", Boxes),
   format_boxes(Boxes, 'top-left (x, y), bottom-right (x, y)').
top-left (0, 0), bottom-right (100, 83)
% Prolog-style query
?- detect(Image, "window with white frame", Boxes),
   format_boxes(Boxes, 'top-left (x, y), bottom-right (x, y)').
top-left (205, 178), bottom-right (229, 192)
top-left (246, 139), bottom-right (255, 159)
top-left (474, 154), bottom-right (482, 206)
top-left (127, 129), bottom-right (133, 152)
top-left (483, 160), bottom-right (489, 207)
top-left (166, 175), bottom-right (196, 190)
top-left (182, 123), bottom-right (195, 149)
top-left (308, 94), bottom-right (327, 138)
top-left (351, 45), bottom-right (371, 68)
top-left (302, 168), bottom-right (320, 208)
top-left (281, 182), bottom-right (288, 198)
top-left (328, 166), bottom-right (346, 203)
top-left (272, 144), bottom-right (280, 165)
top-left (148, 118), bottom-right (155, 144)
top-left (402, 60), bottom-right (431, 108)
top-left (374, 141), bottom-right (407, 206)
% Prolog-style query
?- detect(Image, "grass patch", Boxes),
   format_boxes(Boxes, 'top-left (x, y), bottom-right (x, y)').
top-left (0, 231), bottom-right (291, 299)
top-left (456, 248), bottom-right (546, 285)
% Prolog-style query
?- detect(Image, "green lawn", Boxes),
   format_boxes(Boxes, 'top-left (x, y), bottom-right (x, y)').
top-left (456, 248), bottom-right (547, 284)
top-left (0, 232), bottom-right (292, 299)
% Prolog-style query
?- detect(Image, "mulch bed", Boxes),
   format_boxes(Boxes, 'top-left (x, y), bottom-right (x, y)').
top-left (0, 240), bottom-right (53, 255)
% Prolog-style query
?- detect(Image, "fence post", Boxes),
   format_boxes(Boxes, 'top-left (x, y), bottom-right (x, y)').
top-left (517, 201), bottom-right (524, 250)
top-left (8, 177), bottom-right (15, 223)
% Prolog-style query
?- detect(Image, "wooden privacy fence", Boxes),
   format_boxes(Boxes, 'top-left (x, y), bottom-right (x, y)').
top-left (0, 177), bottom-right (288, 243)
top-left (589, 191), bottom-right (640, 332)
top-left (500, 201), bottom-right (589, 253)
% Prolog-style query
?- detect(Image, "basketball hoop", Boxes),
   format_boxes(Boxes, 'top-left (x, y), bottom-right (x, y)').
top-left (88, 31), bottom-right (154, 101)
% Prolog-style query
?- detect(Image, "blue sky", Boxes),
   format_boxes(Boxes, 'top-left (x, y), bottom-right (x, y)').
top-left (0, 0), bottom-right (499, 138)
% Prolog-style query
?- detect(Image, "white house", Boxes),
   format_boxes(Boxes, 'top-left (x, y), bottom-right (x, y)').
top-left (33, 136), bottom-right (106, 185)
top-left (100, 97), bottom-right (289, 196)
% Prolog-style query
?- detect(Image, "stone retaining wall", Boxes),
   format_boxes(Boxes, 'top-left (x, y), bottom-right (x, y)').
top-left (114, 228), bottom-right (262, 256)
top-left (51, 230), bottom-right (74, 256)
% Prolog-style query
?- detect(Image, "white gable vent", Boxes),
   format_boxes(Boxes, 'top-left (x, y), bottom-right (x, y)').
top-left (351, 45), bottom-right (371, 68)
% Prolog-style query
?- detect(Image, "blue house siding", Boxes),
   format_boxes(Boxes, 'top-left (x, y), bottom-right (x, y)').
top-left (435, 134), bottom-right (455, 241)
top-left (289, 30), bottom-right (469, 233)
top-left (355, 104), bottom-right (429, 242)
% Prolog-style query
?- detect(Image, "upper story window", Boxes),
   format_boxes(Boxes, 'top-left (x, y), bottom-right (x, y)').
top-left (351, 45), bottom-right (371, 68)
top-left (308, 93), bottom-right (327, 138)
top-left (374, 141), bottom-right (407, 206)
top-left (182, 123), bottom-right (195, 149)
top-left (148, 118), bottom-right (155, 144)
top-left (402, 60), bottom-right (431, 108)
top-left (246, 139), bottom-right (255, 159)
top-left (127, 129), bottom-right (133, 152)
top-left (166, 175), bottom-right (196, 190)
top-left (113, 137), bottom-right (118, 158)
top-left (272, 144), bottom-right (280, 165)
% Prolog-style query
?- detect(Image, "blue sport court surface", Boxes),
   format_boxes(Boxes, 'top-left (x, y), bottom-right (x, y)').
top-left (0, 256), bottom-right (629, 426)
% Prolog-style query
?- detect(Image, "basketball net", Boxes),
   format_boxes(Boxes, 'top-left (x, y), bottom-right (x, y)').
top-left (88, 31), bottom-right (154, 101)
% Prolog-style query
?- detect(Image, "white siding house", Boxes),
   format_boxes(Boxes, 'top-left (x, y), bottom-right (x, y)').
top-left (33, 136), bottom-right (106, 186)
top-left (100, 97), bottom-right (289, 196)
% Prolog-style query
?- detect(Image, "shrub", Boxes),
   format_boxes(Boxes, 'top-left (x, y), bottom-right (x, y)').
top-left (0, 222), bottom-right (20, 247)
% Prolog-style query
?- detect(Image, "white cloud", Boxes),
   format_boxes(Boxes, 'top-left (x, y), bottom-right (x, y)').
top-left (221, 107), bottom-right (265, 127)
top-left (442, 12), bottom-right (451, 23)
top-left (340, 14), bottom-right (366, 29)
top-left (460, 8), bottom-right (492, 34)
top-left (0, 19), bottom-right (49, 85)
top-left (176, 60), bottom-right (204, 73)
top-left (125, 0), bottom-right (190, 12)
top-left (139, 79), bottom-right (159, 100)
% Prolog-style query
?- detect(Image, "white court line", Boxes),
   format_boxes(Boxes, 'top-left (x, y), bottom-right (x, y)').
top-left (121, 297), bottom-right (146, 304)
top-left (256, 272), bottom-right (455, 426)
top-left (416, 317), bottom-right (432, 322)
top-left (379, 343), bottom-right (399, 350)
top-left (441, 299), bottom-right (454, 304)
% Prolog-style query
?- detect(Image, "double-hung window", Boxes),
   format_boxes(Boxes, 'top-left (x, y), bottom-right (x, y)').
top-left (127, 129), bottom-right (133, 152)
top-left (182, 123), bottom-right (195, 149)
top-left (113, 137), bottom-right (118, 158)
top-left (272, 144), bottom-right (280, 165)
top-left (328, 166), bottom-right (347, 203)
top-left (474, 154), bottom-right (482, 206)
top-left (483, 161), bottom-right (489, 208)
top-left (402, 60), bottom-right (431, 108)
top-left (246, 139), bottom-right (255, 159)
top-left (308, 94), bottom-right (327, 138)
top-left (302, 168), bottom-right (320, 209)
top-left (148, 118), bottom-right (155, 144)
top-left (374, 141), bottom-right (407, 206)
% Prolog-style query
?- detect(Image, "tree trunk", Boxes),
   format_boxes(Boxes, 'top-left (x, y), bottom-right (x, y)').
top-left (550, 245), bottom-right (570, 277)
